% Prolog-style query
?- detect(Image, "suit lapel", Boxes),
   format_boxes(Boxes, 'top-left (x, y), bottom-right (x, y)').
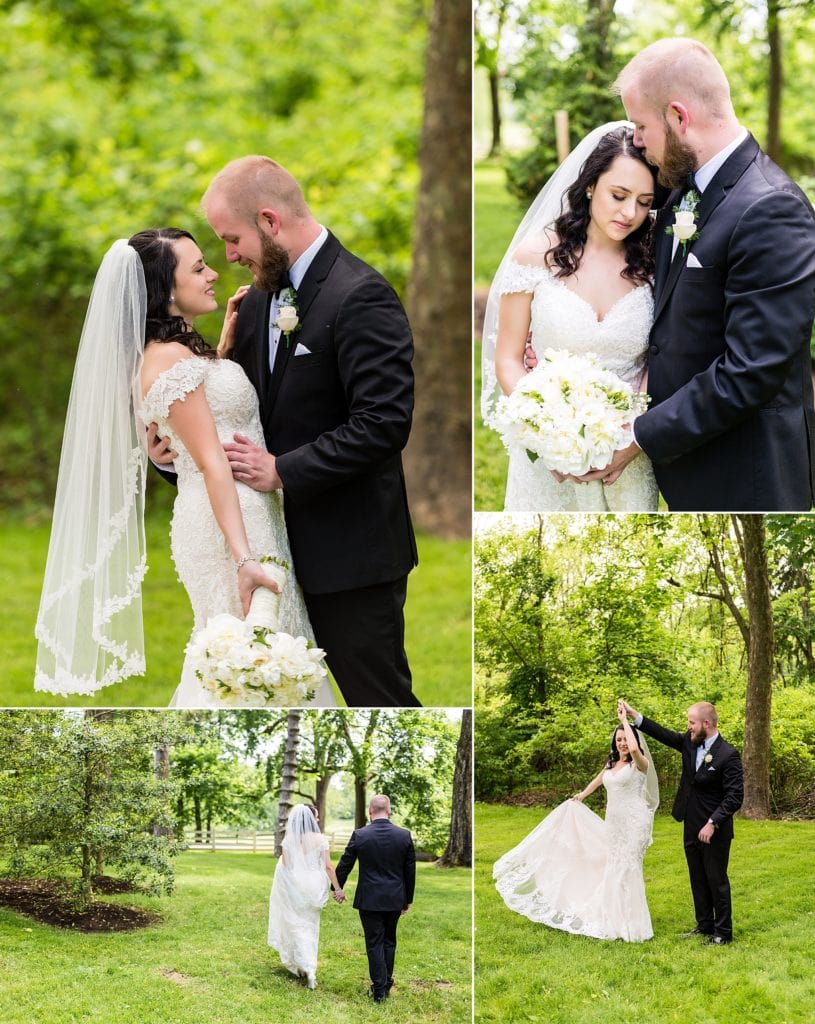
top-left (264, 231), bottom-right (342, 416)
top-left (653, 134), bottom-right (760, 323)
top-left (653, 188), bottom-right (683, 315)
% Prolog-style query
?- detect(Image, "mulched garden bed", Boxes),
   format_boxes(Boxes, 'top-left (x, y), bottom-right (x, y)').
top-left (0, 877), bottom-right (161, 932)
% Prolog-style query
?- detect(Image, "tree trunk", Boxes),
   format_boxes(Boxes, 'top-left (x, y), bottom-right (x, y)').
top-left (153, 742), bottom-right (171, 838)
top-left (354, 775), bottom-right (368, 830)
top-left (193, 794), bottom-right (203, 844)
top-left (738, 515), bottom-right (774, 818)
top-left (314, 774), bottom-right (333, 829)
top-left (437, 710), bottom-right (472, 867)
top-left (766, 0), bottom-right (782, 164)
top-left (275, 710), bottom-right (302, 855)
top-left (488, 67), bottom-right (502, 157)
top-left (403, 0), bottom-right (471, 538)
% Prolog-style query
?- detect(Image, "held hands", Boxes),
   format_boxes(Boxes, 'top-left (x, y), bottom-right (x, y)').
top-left (146, 423), bottom-right (178, 465)
top-left (216, 285), bottom-right (251, 358)
top-left (617, 699), bottom-right (638, 721)
top-left (332, 889), bottom-right (346, 904)
top-left (575, 441), bottom-right (640, 487)
top-left (224, 433), bottom-right (283, 492)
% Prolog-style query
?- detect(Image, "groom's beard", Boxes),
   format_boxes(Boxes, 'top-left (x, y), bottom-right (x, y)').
top-left (654, 122), bottom-right (698, 190)
top-left (254, 231), bottom-right (291, 293)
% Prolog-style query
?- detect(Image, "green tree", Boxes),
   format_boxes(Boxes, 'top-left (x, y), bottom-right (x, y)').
top-left (0, 710), bottom-right (185, 910)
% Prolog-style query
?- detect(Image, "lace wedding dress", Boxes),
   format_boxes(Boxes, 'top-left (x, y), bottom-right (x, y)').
top-left (499, 262), bottom-right (658, 512)
top-left (268, 833), bottom-right (330, 986)
top-left (140, 355), bottom-right (335, 707)
top-left (494, 761), bottom-right (654, 942)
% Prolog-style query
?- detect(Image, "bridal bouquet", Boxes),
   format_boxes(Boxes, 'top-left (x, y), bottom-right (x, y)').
top-left (495, 348), bottom-right (650, 477)
top-left (186, 558), bottom-right (327, 707)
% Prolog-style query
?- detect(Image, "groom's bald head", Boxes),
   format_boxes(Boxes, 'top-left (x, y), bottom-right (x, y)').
top-left (369, 795), bottom-right (391, 818)
top-left (614, 38), bottom-right (734, 124)
top-left (202, 155), bottom-right (310, 224)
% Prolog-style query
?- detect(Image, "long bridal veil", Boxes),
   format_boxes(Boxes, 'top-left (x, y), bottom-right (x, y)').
top-left (268, 805), bottom-right (329, 982)
top-left (35, 240), bottom-right (148, 695)
top-left (480, 120), bottom-right (633, 431)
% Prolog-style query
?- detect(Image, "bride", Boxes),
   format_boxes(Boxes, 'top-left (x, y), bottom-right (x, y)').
top-left (34, 229), bottom-right (335, 707)
top-left (481, 122), bottom-right (660, 511)
top-left (494, 701), bottom-right (659, 942)
top-left (268, 804), bottom-right (345, 988)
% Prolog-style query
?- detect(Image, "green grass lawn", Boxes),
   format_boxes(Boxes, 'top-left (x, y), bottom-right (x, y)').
top-left (474, 161), bottom-right (523, 288)
top-left (0, 514), bottom-right (470, 708)
top-left (0, 852), bottom-right (472, 1024)
top-left (476, 803), bottom-right (815, 1024)
top-left (474, 160), bottom-right (521, 511)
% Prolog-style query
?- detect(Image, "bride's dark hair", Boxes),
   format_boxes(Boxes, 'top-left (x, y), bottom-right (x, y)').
top-left (128, 227), bottom-right (217, 359)
top-left (546, 126), bottom-right (656, 285)
top-left (606, 724), bottom-right (645, 769)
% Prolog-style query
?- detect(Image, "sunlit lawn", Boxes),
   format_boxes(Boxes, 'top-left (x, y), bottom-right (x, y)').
top-left (476, 803), bottom-right (815, 1024)
top-left (0, 852), bottom-right (472, 1024)
top-left (0, 513), bottom-right (470, 708)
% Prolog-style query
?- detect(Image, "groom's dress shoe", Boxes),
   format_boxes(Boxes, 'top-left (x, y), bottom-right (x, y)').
top-left (680, 927), bottom-right (713, 938)
top-left (706, 935), bottom-right (732, 945)
top-left (367, 986), bottom-right (387, 1003)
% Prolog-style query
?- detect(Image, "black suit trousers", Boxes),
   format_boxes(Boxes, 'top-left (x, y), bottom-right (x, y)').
top-left (359, 910), bottom-right (401, 998)
top-left (684, 831), bottom-right (733, 939)
top-left (304, 575), bottom-right (421, 707)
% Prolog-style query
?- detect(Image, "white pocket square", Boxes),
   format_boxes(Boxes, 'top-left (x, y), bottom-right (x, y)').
top-left (686, 253), bottom-right (703, 268)
top-left (294, 342), bottom-right (312, 356)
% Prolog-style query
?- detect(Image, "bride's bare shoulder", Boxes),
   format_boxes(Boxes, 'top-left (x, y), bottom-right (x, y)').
top-left (511, 229), bottom-right (558, 269)
top-left (141, 342), bottom-right (197, 392)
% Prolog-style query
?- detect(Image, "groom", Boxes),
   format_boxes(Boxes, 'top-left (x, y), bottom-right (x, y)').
top-left (201, 156), bottom-right (419, 708)
top-left (621, 699), bottom-right (743, 944)
top-left (334, 795), bottom-right (415, 1003)
top-left (584, 38), bottom-right (815, 511)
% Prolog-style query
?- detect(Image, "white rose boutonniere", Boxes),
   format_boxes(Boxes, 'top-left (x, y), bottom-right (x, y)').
top-left (666, 189), bottom-right (700, 257)
top-left (703, 753), bottom-right (714, 765)
top-left (274, 287), bottom-right (301, 347)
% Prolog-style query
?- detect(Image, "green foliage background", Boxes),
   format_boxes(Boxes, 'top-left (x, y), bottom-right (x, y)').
top-left (0, 0), bottom-right (430, 513)
top-left (474, 514), bottom-right (815, 814)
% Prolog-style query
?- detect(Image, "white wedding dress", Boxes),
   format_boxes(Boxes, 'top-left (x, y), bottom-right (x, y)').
top-left (499, 261), bottom-right (659, 512)
top-left (140, 355), bottom-right (335, 707)
top-left (268, 832), bottom-right (330, 986)
top-left (494, 761), bottom-right (654, 942)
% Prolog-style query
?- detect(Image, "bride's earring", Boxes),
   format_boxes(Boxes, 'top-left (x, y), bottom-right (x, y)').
top-left (585, 190), bottom-right (593, 200)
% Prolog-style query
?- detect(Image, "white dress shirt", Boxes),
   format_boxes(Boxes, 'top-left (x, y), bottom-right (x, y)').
top-left (268, 225), bottom-right (329, 372)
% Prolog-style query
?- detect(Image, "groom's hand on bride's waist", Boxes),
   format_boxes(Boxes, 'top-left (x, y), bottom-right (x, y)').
top-left (146, 423), bottom-right (178, 465)
top-left (224, 433), bottom-right (283, 491)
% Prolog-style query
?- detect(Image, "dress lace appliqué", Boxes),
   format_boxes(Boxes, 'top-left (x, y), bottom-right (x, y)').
top-left (142, 355), bottom-right (334, 708)
top-left (495, 262), bottom-right (659, 512)
top-left (494, 761), bottom-right (654, 942)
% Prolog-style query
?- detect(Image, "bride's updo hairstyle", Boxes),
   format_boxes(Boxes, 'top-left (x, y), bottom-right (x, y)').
top-left (606, 724), bottom-right (645, 769)
top-left (546, 126), bottom-right (657, 285)
top-left (128, 228), bottom-right (217, 358)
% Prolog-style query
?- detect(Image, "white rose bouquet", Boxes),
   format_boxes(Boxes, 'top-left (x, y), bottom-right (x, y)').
top-left (185, 558), bottom-right (327, 706)
top-left (495, 348), bottom-right (649, 509)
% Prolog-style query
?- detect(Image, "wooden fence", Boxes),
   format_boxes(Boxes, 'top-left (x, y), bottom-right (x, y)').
top-left (183, 826), bottom-right (355, 854)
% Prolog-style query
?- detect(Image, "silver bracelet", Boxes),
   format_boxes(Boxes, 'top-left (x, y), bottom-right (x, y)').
top-left (235, 554), bottom-right (256, 571)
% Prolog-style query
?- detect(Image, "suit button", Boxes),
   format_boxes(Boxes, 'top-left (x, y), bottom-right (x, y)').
top-left (649, 344), bottom-right (659, 355)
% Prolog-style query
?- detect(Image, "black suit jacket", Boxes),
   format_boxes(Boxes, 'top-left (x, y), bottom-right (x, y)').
top-left (635, 134), bottom-right (815, 511)
top-left (335, 819), bottom-right (416, 912)
top-left (638, 716), bottom-right (744, 841)
top-left (231, 232), bottom-right (418, 594)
